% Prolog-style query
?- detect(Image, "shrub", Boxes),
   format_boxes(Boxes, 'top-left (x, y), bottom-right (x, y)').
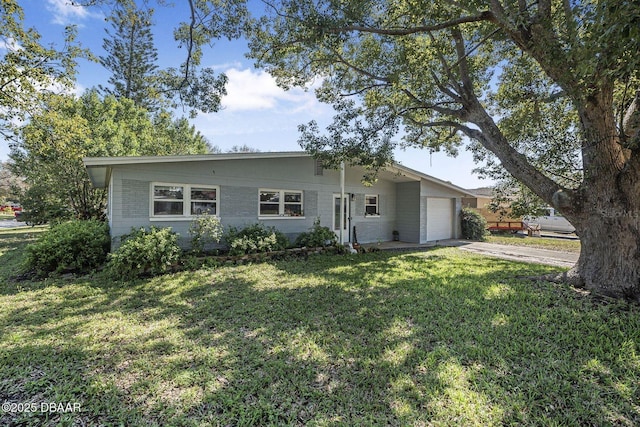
top-left (188, 213), bottom-right (224, 254)
top-left (20, 185), bottom-right (73, 225)
top-left (225, 223), bottom-right (289, 256)
top-left (294, 218), bottom-right (337, 247)
top-left (461, 208), bottom-right (489, 241)
top-left (107, 226), bottom-right (181, 278)
top-left (24, 220), bottom-right (110, 276)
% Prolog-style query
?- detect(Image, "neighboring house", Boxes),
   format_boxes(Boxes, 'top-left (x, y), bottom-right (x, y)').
top-left (462, 187), bottom-right (494, 210)
top-left (463, 187), bottom-right (521, 223)
top-left (83, 152), bottom-right (473, 248)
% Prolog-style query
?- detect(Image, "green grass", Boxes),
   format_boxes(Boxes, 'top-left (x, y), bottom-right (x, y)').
top-left (486, 234), bottom-right (581, 252)
top-left (0, 227), bottom-right (48, 281)
top-left (1, 228), bottom-right (638, 426)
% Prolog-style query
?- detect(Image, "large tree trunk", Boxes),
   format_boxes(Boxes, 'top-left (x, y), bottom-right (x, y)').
top-left (467, 80), bottom-right (640, 300)
top-left (571, 203), bottom-right (640, 301)
top-left (566, 87), bottom-right (640, 300)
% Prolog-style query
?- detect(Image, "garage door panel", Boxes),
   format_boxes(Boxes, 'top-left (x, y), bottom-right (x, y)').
top-left (427, 198), bottom-right (453, 241)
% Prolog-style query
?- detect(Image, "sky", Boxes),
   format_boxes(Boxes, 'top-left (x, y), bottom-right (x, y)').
top-left (1, 0), bottom-right (495, 190)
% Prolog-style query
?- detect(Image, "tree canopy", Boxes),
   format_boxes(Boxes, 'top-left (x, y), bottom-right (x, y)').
top-left (0, 0), bottom-right (89, 138)
top-left (242, 0), bottom-right (640, 299)
top-left (93, 0), bottom-right (234, 117)
top-left (99, 1), bottom-right (160, 111)
top-left (10, 90), bottom-right (211, 220)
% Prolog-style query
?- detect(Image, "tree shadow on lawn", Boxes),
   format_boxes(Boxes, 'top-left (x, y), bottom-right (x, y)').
top-left (0, 228), bottom-right (46, 290)
top-left (0, 247), bottom-right (638, 426)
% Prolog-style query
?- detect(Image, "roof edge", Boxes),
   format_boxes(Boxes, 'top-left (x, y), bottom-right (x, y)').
top-left (390, 162), bottom-right (475, 197)
top-left (82, 151), bottom-right (311, 167)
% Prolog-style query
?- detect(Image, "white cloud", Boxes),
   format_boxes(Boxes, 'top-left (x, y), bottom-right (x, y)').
top-left (221, 67), bottom-right (322, 113)
top-left (0, 38), bottom-right (21, 52)
top-left (46, 0), bottom-right (103, 26)
top-left (210, 61), bottom-right (244, 72)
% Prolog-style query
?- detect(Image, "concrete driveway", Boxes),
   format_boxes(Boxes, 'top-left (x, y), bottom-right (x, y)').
top-left (365, 240), bottom-right (579, 268)
top-left (0, 219), bottom-right (28, 229)
top-left (444, 240), bottom-right (578, 268)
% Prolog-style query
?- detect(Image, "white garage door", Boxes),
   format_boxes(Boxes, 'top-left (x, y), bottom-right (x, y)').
top-left (427, 198), bottom-right (454, 241)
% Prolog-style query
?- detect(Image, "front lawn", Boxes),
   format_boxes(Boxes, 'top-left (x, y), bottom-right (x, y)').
top-left (0, 229), bottom-right (638, 426)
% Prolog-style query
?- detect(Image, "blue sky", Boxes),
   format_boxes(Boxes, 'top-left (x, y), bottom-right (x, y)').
top-left (1, 0), bottom-right (494, 189)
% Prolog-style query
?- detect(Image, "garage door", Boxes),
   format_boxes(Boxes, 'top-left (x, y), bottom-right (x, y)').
top-left (427, 198), bottom-right (453, 241)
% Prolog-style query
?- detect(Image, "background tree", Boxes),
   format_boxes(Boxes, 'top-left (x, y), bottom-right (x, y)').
top-left (97, 0), bottom-right (230, 117)
top-left (99, 0), bottom-right (160, 111)
top-left (227, 144), bottom-right (260, 153)
top-left (243, 0), bottom-right (640, 300)
top-left (10, 90), bottom-right (210, 221)
top-left (0, 160), bottom-right (25, 203)
top-left (0, 0), bottom-right (88, 139)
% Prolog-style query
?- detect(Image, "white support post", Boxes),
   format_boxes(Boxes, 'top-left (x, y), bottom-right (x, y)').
top-left (340, 161), bottom-right (345, 244)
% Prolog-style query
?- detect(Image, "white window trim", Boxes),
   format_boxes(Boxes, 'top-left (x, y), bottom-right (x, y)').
top-left (150, 182), bottom-right (220, 220)
top-left (365, 194), bottom-right (380, 217)
top-left (258, 188), bottom-right (305, 219)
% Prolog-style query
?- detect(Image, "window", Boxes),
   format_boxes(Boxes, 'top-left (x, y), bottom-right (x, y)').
top-left (151, 183), bottom-right (218, 218)
top-left (153, 185), bottom-right (184, 216)
top-left (365, 194), bottom-right (379, 216)
top-left (259, 189), bottom-right (303, 217)
top-left (190, 187), bottom-right (217, 215)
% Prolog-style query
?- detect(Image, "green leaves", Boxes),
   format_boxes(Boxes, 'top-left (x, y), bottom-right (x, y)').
top-left (107, 226), bottom-right (182, 279)
top-left (0, 0), bottom-right (90, 137)
top-left (11, 91), bottom-right (211, 221)
top-left (24, 219), bottom-right (110, 276)
top-left (98, 0), bottom-right (229, 117)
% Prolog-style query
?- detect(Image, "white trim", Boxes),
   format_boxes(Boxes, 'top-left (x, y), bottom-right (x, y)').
top-left (258, 216), bottom-right (307, 220)
top-left (150, 217), bottom-right (195, 222)
top-left (150, 182), bottom-right (220, 219)
top-left (84, 151), bottom-right (309, 167)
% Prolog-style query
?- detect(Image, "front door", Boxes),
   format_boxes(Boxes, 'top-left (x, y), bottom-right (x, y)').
top-left (333, 194), bottom-right (349, 243)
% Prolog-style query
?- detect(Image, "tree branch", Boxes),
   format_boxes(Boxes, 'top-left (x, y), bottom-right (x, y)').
top-left (426, 31), bottom-right (464, 96)
top-left (321, 11), bottom-right (494, 36)
top-left (178, 0), bottom-right (197, 90)
top-left (332, 49), bottom-right (391, 84)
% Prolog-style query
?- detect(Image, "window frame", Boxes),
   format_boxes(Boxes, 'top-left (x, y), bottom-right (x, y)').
top-left (150, 182), bottom-right (219, 220)
top-left (364, 194), bottom-right (380, 217)
top-left (258, 189), bottom-right (305, 219)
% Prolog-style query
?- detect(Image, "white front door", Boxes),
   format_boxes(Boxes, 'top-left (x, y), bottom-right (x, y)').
top-left (333, 194), bottom-right (349, 243)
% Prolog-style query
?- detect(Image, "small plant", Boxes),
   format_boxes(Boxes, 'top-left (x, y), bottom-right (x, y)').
top-left (24, 219), bottom-right (110, 276)
top-left (461, 207), bottom-right (489, 241)
top-left (107, 226), bottom-right (181, 278)
top-left (294, 218), bottom-right (337, 248)
top-left (225, 223), bottom-right (289, 256)
top-left (188, 213), bottom-right (223, 254)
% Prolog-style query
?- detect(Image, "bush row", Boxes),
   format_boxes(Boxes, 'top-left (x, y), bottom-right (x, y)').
top-left (23, 217), bottom-right (338, 279)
